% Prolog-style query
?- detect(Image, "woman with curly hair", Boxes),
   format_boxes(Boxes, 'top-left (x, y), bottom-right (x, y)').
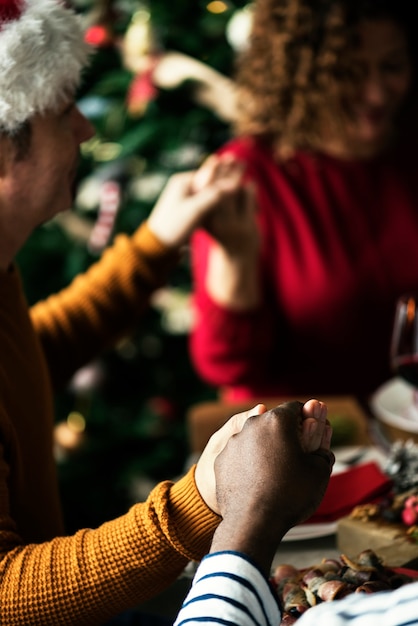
top-left (189, 0), bottom-right (418, 401)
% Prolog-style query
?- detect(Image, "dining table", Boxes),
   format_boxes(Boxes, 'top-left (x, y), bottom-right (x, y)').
top-left (134, 389), bottom-right (418, 624)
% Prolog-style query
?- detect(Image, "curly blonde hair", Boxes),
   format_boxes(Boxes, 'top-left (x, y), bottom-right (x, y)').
top-left (234, 0), bottom-right (418, 158)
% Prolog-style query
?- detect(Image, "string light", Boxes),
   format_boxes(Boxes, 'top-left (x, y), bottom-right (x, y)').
top-left (94, 142), bottom-right (122, 162)
top-left (54, 412), bottom-right (86, 459)
top-left (67, 412), bottom-right (86, 433)
top-left (206, 1), bottom-right (228, 14)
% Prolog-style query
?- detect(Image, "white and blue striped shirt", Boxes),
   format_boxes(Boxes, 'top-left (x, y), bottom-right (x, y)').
top-left (174, 551), bottom-right (418, 626)
top-left (174, 552), bottom-right (280, 626)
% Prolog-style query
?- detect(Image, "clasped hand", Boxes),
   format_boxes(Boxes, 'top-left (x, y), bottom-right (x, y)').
top-left (205, 399), bottom-right (334, 576)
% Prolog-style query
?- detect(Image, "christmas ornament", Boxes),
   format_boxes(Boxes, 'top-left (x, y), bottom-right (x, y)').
top-left (85, 23), bottom-right (113, 47)
top-left (69, 362), bottom-right (105, 394)
top-left (130, 171), bottom-right (168, 203)
top-left (122, 8), bottom-right (156, 75)
top-left (54, 413), bottom-right (86, 461)
top-left (88, 180), bottom-right (122, 254)
top-left (152, 287), bottom-right (194, 334)
top-left (402, 495), bottom-right (418, 526)
top-left (0, 0), bottom-right (91, 131)
top-left (206, 1), bottom-right (229, 14)
top-left (83, 0), bottom-right (117, 48)
top-left (126, 65), bottom-right (159, 117)
top-left (121, 7), bottom-right (236, 121)
top-left (121, 8), bottom-right (160, 116)
top-left (226, 3), bottom-right (253, 52)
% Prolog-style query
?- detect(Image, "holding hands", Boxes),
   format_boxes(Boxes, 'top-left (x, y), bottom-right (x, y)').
top-left (147, 154), bottom-right (256, 250)
top-left (194, 154), bottom-right (261, 310)
top-left (192, 154), bottom-right (260, 260)
top-left (148, 160), bottom-right (334, 575)
top-left (147, 153), bottom-right (261, 311)
top-left (210, 399), bottom-right (334, 575)
top-left (194, 402), bottom-right (267, 515)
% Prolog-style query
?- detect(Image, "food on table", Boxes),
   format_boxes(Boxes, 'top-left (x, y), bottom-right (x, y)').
top-left (337, 496), bottom-right (418, 567)
top-left (271, 549), bottom-right (415, 625)
top-left (338, 440), bottom-right (418, 566)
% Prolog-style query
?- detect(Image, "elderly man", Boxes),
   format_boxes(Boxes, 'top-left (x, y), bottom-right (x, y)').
top-left (0, 0), bottom-right (265, 623)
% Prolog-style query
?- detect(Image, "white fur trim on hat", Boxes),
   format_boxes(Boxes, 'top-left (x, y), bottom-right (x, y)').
top-left (0, 0), bottom-right (92, 132)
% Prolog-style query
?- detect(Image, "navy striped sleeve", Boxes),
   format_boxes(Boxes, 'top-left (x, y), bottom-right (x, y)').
top-left (173, 552), bottom-right (281, 626)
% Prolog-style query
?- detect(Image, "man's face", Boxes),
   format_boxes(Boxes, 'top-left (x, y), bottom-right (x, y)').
top-left (3, 100), bottom-right (94, 232)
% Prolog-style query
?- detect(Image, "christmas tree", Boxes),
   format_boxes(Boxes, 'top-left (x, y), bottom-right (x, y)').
top-left (17, 0), bottom-right (251, 532)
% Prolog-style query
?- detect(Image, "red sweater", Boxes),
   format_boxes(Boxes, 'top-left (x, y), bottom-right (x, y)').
top-left (190, 137), bottom-right (418, 401)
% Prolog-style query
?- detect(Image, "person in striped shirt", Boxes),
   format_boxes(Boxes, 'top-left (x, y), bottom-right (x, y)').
top-left (175, 551), bottom-right (418, 626)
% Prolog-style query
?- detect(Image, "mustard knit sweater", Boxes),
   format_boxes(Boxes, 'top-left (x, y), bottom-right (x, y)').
top-left (0, 222), bottom-right (219, 625)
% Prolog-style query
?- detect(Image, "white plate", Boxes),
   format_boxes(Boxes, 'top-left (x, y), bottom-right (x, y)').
top-left (333, 446), bottom-right (365, 465)
top-left (370, 377), bottom-right (418, 434)
top-left (283, 522), bottom-right (337, 542)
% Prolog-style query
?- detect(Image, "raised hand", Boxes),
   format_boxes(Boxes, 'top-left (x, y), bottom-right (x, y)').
top-left (147, 155), bottom-right (251, 249)
top-left (193, 154), bottom-right (260, 259)
top-left (193, 153), bottom-right (262, 310)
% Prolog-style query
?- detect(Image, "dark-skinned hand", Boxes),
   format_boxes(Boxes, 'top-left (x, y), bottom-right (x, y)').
top-left (210, 399), bottom-right (334, 576)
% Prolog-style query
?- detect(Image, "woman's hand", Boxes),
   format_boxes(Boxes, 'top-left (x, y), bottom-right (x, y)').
top-left (193, 154), bottom-right (262, 310)
top-left (147, 155), bottom-right (250, 249)
top-left (193, 154), bottom-right (260, 258)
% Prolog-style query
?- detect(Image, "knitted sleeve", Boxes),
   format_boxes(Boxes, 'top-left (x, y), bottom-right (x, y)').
top-left (30, 222), bottom-right (180, 387)
top-left (0, 450), bottom-right (220, 626)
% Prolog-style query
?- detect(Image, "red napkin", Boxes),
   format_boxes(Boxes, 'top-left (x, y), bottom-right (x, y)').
top-left (393, 568), bottom-right (418, 577)
top-left (305, 461), bottom-right (393, 524)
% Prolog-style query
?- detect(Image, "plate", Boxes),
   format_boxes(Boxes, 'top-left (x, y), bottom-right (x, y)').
top-left (370, 377), bottom-right (418, 435)
top-left (333, 445), bottom-right (365, 465)
top-left (283, 522), bottom-right (337, 542)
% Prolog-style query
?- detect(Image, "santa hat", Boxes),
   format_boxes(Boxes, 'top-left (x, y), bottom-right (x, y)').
top-left (0, 0), bottom-right (91, 133)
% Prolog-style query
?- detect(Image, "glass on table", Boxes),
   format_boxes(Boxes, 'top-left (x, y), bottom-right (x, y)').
top-left (391, 293), bottom-right (418, 407)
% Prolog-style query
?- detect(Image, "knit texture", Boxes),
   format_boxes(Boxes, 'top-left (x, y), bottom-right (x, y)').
top-left (0, 221), bottom-right (219, 624)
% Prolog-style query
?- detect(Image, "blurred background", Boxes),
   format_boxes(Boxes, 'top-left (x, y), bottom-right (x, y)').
top-left (18, 0), bottom-right (249, 534)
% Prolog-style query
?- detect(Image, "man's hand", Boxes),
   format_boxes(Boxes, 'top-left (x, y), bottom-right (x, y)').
top-left (193, 154), bottom-right (260, 259)
top-left (210, 399), bottom-right (334, 575)
top-left (194, 403), bottom-right (267, 515)
top-left (147, 156), bottom-right (250, 249)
